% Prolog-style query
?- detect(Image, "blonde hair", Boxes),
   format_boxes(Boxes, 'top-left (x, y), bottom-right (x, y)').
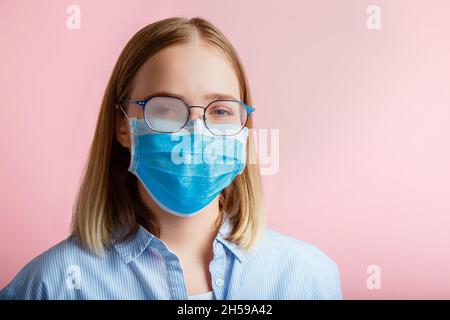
top-left (71, 17), bottom-right (265, 255)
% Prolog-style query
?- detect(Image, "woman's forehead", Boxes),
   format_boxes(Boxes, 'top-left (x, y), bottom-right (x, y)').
top-left (130, 43), bottom-right (241, 102)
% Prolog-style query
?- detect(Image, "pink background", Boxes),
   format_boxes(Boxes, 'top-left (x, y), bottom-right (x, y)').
top-left (1, 0), bottom-right (450, 299)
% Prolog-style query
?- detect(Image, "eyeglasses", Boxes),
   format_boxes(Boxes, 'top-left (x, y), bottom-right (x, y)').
top-left (118, 95), bottom-right (255, 136)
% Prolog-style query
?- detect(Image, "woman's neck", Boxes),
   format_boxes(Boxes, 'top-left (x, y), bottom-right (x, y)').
top-left (137, 181), bottom-right (222, 252)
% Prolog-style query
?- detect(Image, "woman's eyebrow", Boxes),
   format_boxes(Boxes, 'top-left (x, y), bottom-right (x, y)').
top-left (142, 91), bottom-right (239, 102)
top-left (204, 92), bottom-right (239, 101)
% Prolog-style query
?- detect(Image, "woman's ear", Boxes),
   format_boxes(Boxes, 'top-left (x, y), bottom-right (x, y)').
top-left (115, 105), bottom-right (131, 148)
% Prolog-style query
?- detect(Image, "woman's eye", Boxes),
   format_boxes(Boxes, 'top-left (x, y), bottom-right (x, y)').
top-left (154, 106), bottom-right (174, 115)
top-left (211, 108), bottom-right (232, 116)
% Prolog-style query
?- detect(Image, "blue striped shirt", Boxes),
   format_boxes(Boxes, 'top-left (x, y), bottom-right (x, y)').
top-left (0, 218), bottom-right (342, 300)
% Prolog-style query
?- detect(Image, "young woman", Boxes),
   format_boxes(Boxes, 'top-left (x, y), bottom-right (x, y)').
top-left (0, 17), bottom-right (342, 300)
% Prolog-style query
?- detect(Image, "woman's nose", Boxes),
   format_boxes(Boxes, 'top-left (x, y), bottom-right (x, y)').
top-left (188, 106), bottom-right (205, 121)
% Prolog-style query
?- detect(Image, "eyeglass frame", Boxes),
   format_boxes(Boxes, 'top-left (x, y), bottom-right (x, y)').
top-left (117, 94), bottom-right (255, 136)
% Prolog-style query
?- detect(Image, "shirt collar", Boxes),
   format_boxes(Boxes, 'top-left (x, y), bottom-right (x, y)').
top-left (113, 214), bottom-right (246, 264)
top-left (112, 225), bottom-right (154, 264)
top-left (215, 216), bottom-right (246, 262)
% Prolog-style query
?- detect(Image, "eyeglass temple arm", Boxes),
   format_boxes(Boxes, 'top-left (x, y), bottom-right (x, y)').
top-left (119, 99), bottom-right (147, 108)
top-left (243, 102), bottom-right (255, 115)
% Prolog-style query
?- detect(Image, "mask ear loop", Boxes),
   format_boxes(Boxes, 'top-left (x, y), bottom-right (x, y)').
top-left (116, 103), bottom-right (132, 153)
top-left (117, 103), bottom-right (130, 120)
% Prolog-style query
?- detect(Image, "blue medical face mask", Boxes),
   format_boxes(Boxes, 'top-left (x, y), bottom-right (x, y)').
top-left (125, 116), bottom-right (248, 217)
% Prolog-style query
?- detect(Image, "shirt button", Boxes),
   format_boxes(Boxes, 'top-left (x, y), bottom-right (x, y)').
top-left (215, 278), bottom-right (224, 287)
top-left (215, 243), bottom-right (223, 252)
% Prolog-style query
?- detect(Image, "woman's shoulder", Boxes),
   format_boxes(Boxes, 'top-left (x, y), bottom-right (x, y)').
top-left (15, 235), bottom-right (99, 273)
top-left (258, 227), bottom-right (339, 270)
top-left (246, 227), bottom-right (342, 299)
top-left (0, 236), bottom-right (99, 300)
